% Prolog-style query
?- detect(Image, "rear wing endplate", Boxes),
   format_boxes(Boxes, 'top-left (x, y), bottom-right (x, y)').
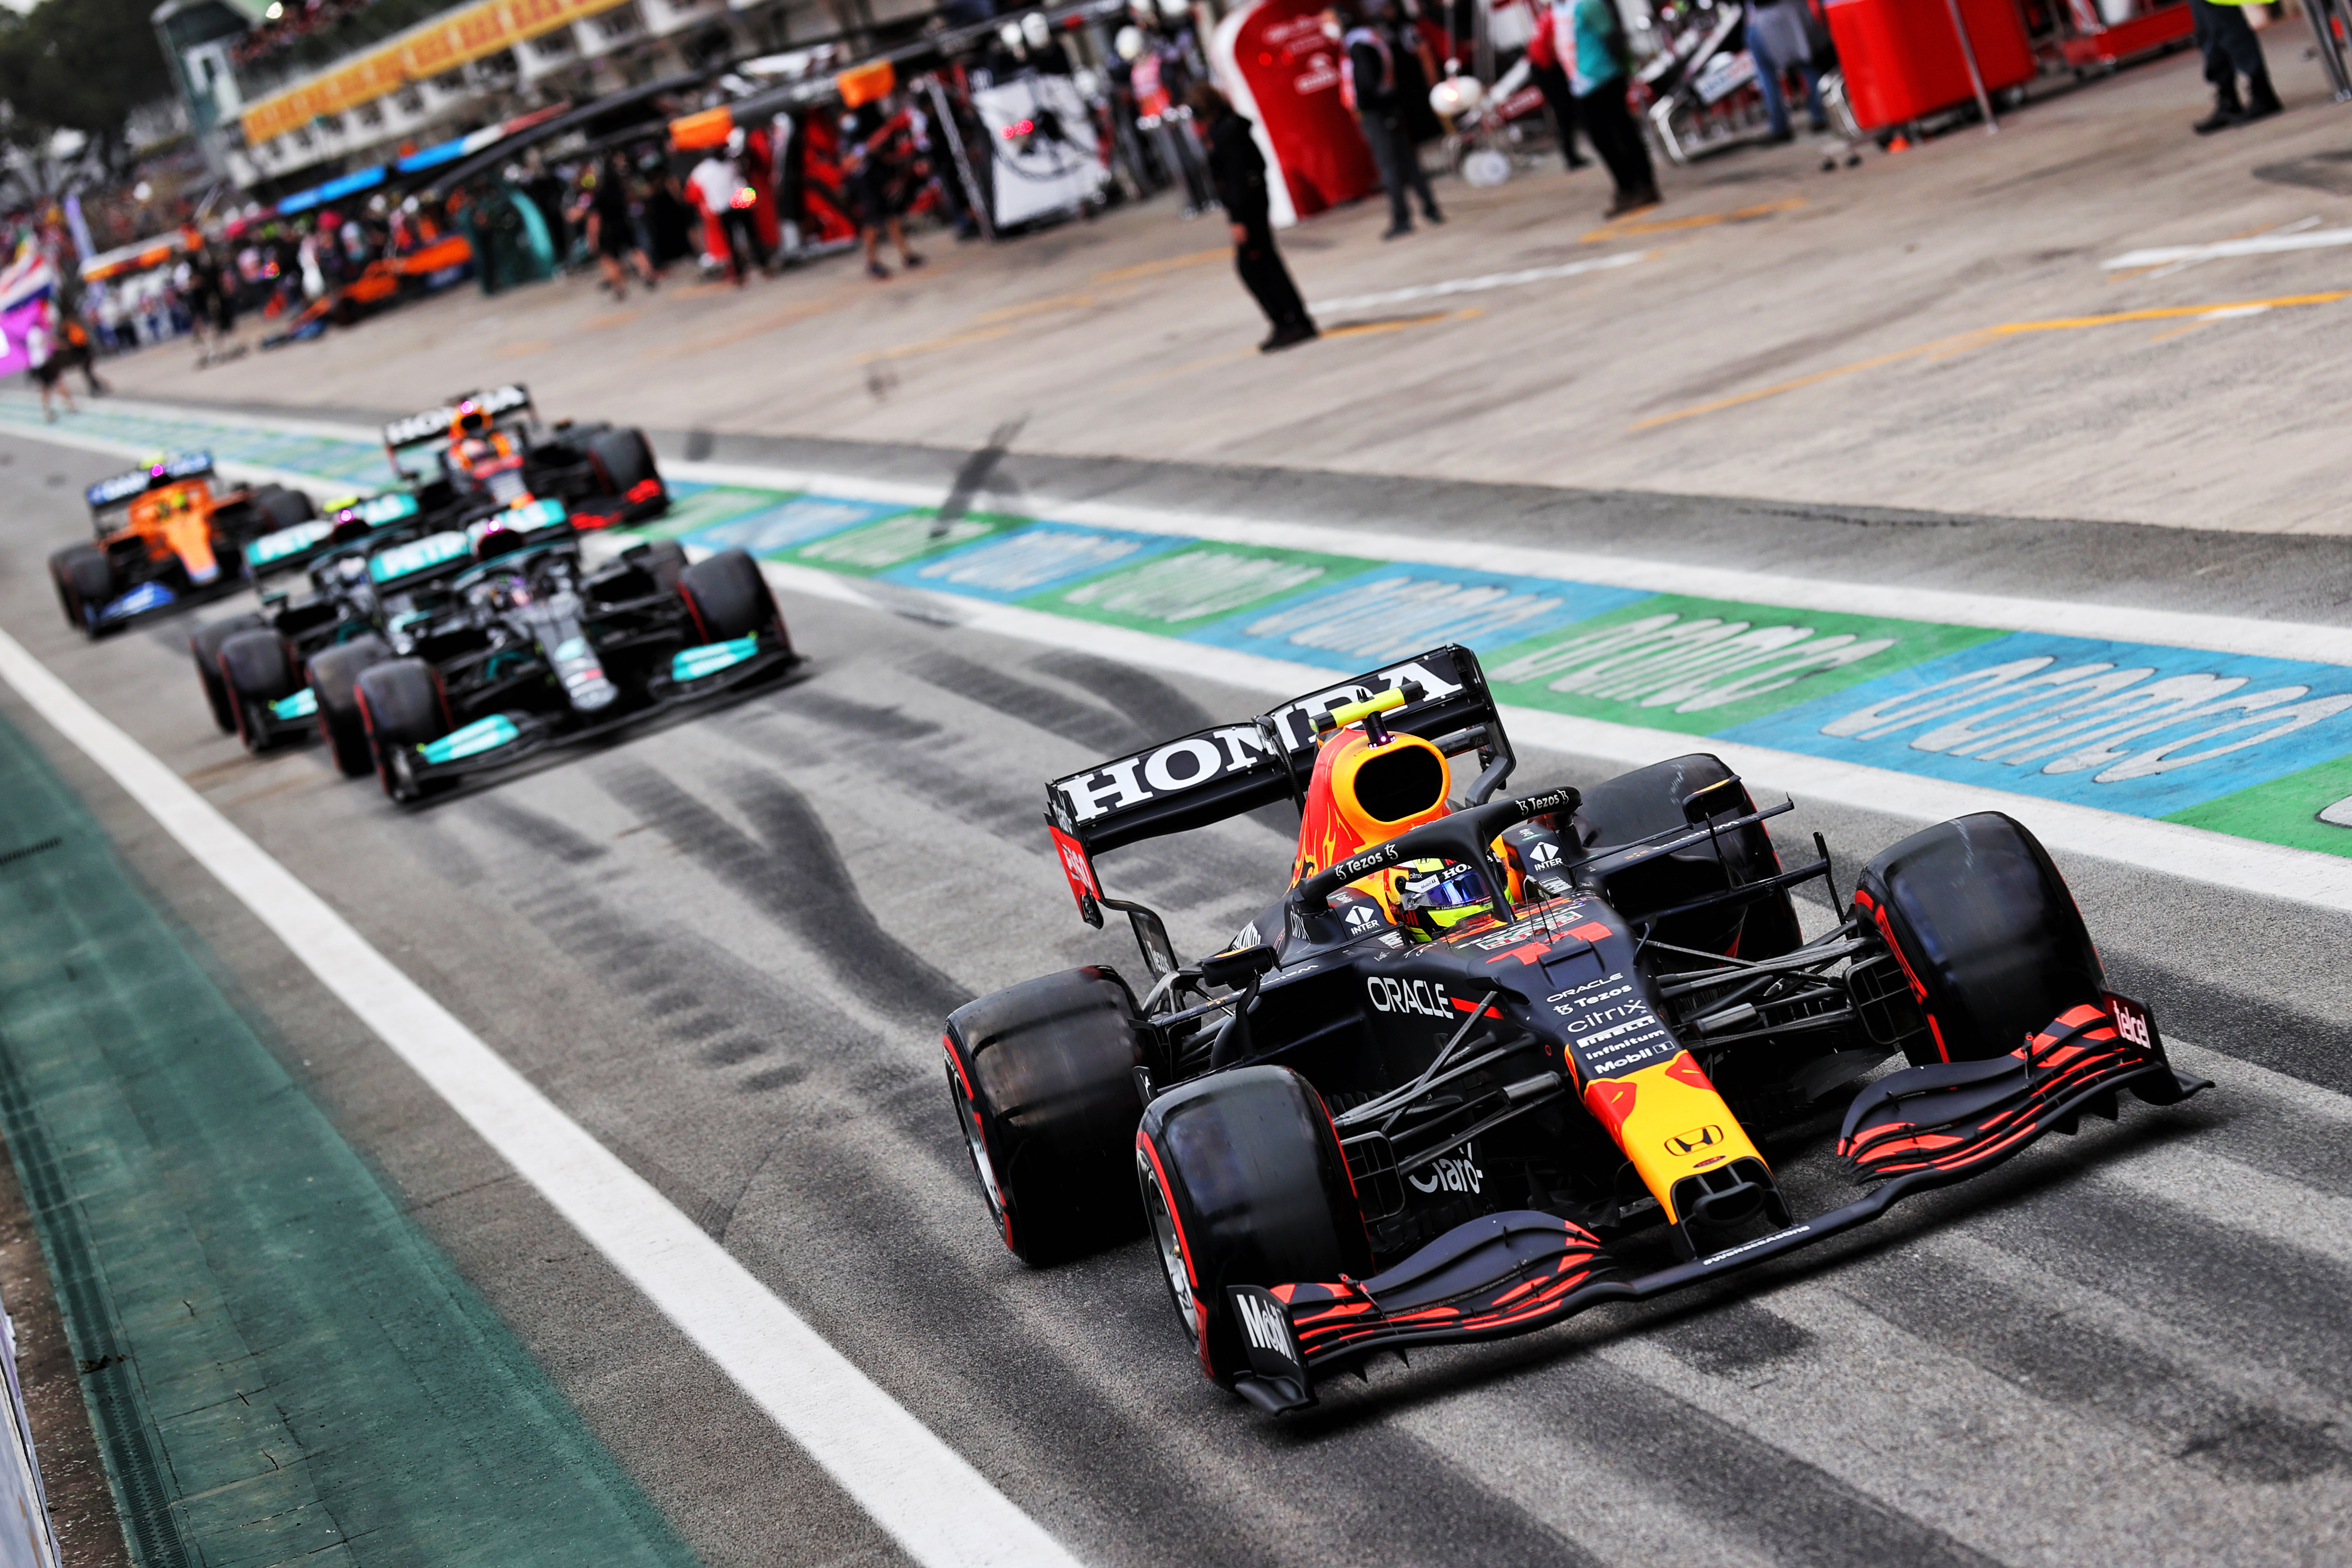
top-left (1044, 644), bottom-right (1511, 925)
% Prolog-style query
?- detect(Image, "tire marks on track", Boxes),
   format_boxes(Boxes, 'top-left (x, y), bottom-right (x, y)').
top-left (598, 760), bottom-right (970, 1030)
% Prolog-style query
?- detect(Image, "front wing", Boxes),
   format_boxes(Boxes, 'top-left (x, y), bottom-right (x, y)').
top-left (387, 634), bottom-right (795, 791)
top-left (1225, 999), bottom-right (2208, 1415)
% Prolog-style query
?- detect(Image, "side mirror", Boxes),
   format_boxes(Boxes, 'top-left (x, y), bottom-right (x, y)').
top-left (1200, 943), bottom-right (1277, 989)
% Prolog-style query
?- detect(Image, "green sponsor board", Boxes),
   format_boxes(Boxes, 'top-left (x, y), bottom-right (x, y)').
top-left (2165, 753), bottom-right (2352, 858)
top-left (1481, 592), bottom-right (2006, 736)
top-left (781, 508), bottom-right (1022, 575)
top-left (1025, 541), bottom-right (1380, 633)
top-left (631, 484), bottom-right (787, 540)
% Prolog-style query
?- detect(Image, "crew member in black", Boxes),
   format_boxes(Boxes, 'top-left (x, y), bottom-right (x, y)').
top-left (1336, 2), bottom-right (1443, 239)
top-left (1189, 84), bottom-right (1318, 353)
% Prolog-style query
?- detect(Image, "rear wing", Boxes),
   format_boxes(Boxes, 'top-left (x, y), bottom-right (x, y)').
top-left (86, 450), bottom-right (215, 518)
top-left (1044, 644), bottom-right (1513, 926)
top-left (381, 384), bottom-right (533, 478)
top-left (242, 491), bottom-right (423, 580)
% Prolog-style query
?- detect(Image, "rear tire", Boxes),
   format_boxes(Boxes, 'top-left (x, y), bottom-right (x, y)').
top-left (587, 427), bottom-right (661, 502)
top-left (51, 545), bottom-right (110, 632)
top-left (1855, 812), bottom-right (2104, 1068)
top-left (677, 548), bottom-right (784, 646)
top-left (1135, 1066), bottom-right (1368, 1383)
top-left (307, 635), bottom-right (390, 778)
top-left (943, 967), bottom-right (1147, 1265)
top-left (218, 629), bottom-right (297, 753)
top-left (253, 485), bottom-right (316, 531)
top-left (356, 658), bottom-right (450, 802)
top-left (192, 615), bottom-right (267, 733)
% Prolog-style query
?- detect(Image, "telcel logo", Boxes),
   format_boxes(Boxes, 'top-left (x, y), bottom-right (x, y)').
top-left (1665, 1125), bottom-right (1724, 1158)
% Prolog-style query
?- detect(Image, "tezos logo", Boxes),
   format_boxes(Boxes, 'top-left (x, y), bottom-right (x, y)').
top-left (1665, 1124), bottom-right (1724, 1157)
top-left (1409, 1148), bottom-right (1483, 1196)
top-left (1366, 976), bottom-right (1450, 1018)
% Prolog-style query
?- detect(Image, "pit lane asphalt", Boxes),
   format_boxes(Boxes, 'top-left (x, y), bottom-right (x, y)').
top-left (3, 426), bottom-right (2349, 1568)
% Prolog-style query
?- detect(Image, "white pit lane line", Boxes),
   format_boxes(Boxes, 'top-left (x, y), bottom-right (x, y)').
top-left (0, 625), bottom-right (1083, 1568)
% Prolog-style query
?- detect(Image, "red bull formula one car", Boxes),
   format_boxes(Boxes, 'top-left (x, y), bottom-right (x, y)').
top-left (377, 383), bottom-right (667, 533)
top-left (943, 645), bottom-right (2208, 1414)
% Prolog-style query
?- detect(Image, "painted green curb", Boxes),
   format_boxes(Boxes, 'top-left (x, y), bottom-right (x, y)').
top-left (2165, 752), bottom-right (2352, 858)
top-left (0, 714), bottom-right (700, 1568)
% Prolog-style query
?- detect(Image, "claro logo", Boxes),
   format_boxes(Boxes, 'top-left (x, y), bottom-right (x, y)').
top-left (1366, 976), bottom-right (1451, 1018)
top-left (1665, 1125), bottom-right (1725, 1157)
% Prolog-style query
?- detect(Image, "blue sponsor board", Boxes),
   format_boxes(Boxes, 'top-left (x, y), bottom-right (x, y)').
top-left (688, 494), bottom-right (908, 555)
top-left (1721, 631), bottom-right (2352, 817)
top-left (876, 520), bottom-right (1188, 603)
top-left (1184, 563), bottom-right (1653, 672)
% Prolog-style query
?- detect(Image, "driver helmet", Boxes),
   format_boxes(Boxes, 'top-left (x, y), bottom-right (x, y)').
top-left (1394, 858), bottom-right (1496, 943)
top-left (449, 398), bottom-right (491, 443)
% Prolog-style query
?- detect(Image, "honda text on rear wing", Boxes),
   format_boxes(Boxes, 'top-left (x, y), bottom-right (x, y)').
top-left (1044, 644), bottom-right (1517, 933)
top-left (381, 383), bottom-right (534, 479)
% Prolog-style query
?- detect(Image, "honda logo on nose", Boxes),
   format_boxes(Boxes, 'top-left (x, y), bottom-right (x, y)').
top-left (1666, 1125), bottom-right (1724, 1157)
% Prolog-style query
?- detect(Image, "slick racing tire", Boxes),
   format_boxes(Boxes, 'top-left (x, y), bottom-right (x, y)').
top-left (51, 545), bottom-right (111, 632)
top-left (1135, 1066), bottom-right (1370, 1384)
top-left (587, 427), bottom-right (660, 501)
top-left (678, 548), bottom-right (785, 647)
top-left (356, 658), bottom-right (452, 804)
top-left (1854, 812), bottom-right (2104, 1069)
top-left (307, 635), bottom-right (391, 778)
top-left (217, 629), bottom-right (298, 753)
top-left (943, 966), bottom-right (1147, 1265)
top-left (192, 614), bottom-right (268, 734)
top-left (252, 485), bottom-right (317, 532)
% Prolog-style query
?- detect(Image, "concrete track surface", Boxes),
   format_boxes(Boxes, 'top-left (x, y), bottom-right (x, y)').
top-left (4, 423), bottom-right (2351, 1568)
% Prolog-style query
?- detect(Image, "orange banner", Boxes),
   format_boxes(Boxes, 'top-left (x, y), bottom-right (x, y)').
top-left (240, 0), bottom-right (630, 146)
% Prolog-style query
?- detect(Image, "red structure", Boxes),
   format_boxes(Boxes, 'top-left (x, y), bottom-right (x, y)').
top-left (1825, 0), bottom-right (2037, 129)
top-left (1210, 0), bottom-right (1381, 225)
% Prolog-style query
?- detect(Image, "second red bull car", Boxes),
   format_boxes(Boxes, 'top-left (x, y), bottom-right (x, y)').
top-left (942, 644), bottom-right (2208, 1414)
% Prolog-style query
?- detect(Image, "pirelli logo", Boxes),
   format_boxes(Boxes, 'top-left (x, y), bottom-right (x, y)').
top-left (1665, 1125), bottom-right (1725, 1158)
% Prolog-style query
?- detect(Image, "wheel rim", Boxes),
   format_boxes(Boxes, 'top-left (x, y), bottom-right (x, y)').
top-left (948, 1063), bottom-right (1008, 1229)
top-left (1138, 1151), bottom-right (1198, 1343)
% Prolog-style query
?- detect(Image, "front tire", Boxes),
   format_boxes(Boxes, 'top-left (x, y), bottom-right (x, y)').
top-left (51, 545), bottom-right (111, 633)
top-left (308, 635), bottom-right (390, 778)
top-left (1854, 812), bottom-right (2104, 1068)
top-left (943, 967), bottom-right (1147, 1265)
top-left (678, 548), bottom-right (785, 646)
top-left (192, 615), bottom-right (266, 733)
top-left (218, 628), bottom-right (297, 753)
top-left (1135, 1066), bottom-right (1368, 1383)
top-left (356, 658), bottom-right (451, 803)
